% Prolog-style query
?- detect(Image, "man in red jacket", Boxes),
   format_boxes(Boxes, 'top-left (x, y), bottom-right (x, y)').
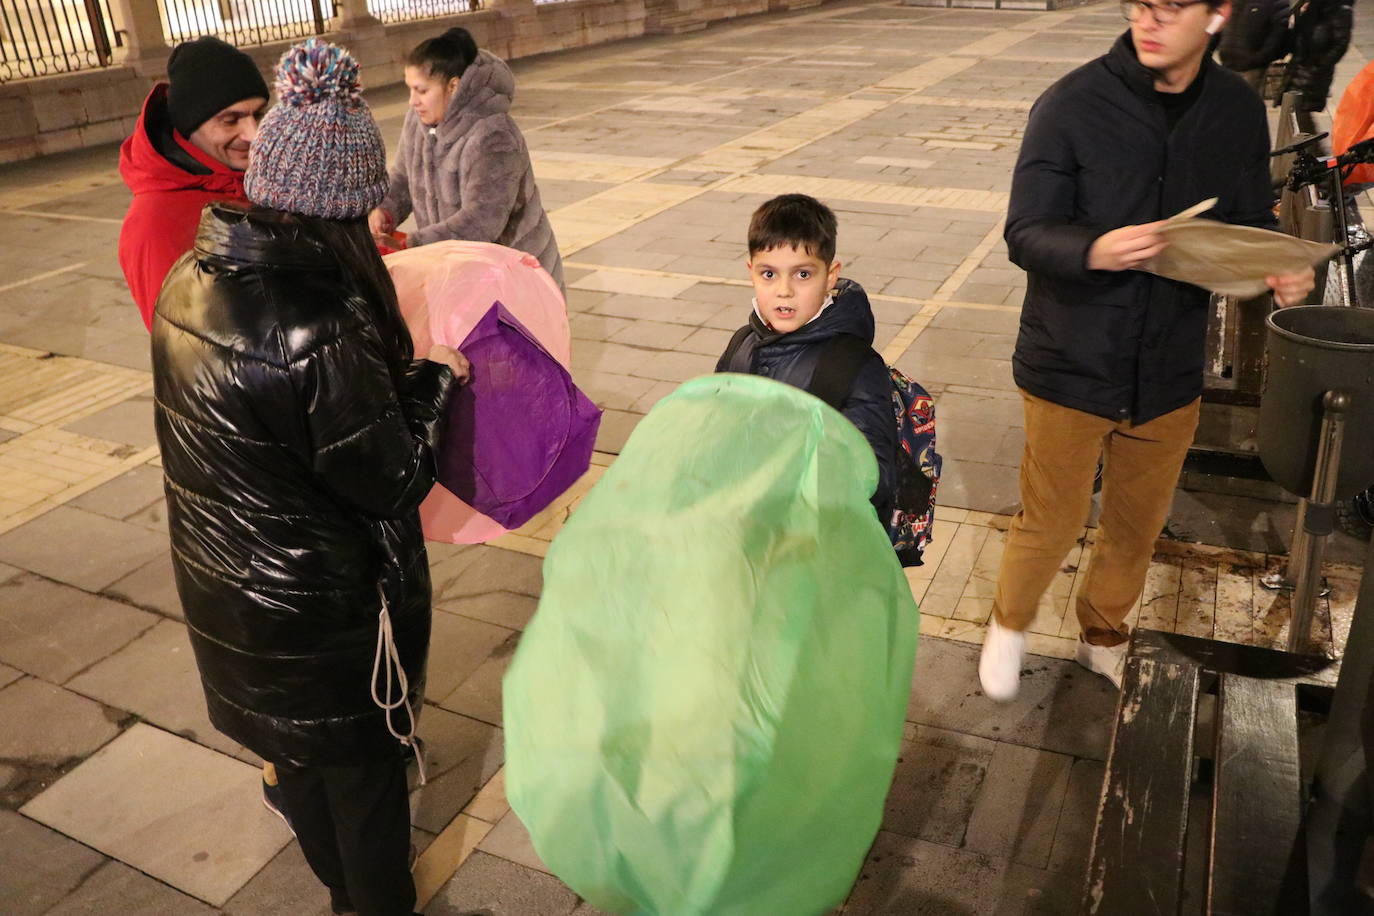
top-left (118, 37), bottom-right (269, 330)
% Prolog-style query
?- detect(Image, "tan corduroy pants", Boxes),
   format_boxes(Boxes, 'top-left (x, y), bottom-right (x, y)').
top-left (992, 390), bottom-right (1200, 646)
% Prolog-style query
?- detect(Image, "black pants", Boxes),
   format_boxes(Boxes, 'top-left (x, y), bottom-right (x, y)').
top-left (274, 755), bottom-right (415, 916)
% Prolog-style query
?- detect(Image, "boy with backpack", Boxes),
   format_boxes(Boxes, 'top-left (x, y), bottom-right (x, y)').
top-left (717, 193), bottom-right (940, 567)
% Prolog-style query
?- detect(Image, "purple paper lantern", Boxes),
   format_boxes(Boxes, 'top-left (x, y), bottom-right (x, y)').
top-left (438, 303), bottom-right (602, 530)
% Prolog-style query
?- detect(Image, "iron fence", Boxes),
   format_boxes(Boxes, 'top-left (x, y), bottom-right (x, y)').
top-left (366, 0), bottom-right (475, 25)
top-left (0, 0), bottom-right (119, 82)
top-left (159, 0), bottom-right (327, 48)
top-left (0, 0), bottom-right (494, 83)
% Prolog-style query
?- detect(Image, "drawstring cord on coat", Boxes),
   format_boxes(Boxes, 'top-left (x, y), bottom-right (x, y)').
top-left (371, 583), bottom-right (427, 786)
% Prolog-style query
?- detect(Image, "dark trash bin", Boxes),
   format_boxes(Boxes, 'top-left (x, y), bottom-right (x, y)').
top-left (1258, 306), bottom-right (1374, 499)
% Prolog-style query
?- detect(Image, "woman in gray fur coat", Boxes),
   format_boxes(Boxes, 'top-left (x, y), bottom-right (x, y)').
top-left (370, 28), bottom-right (565, 291)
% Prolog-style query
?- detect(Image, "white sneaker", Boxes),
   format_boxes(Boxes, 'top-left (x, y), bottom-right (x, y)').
top-left (979, 617), bottom-right (1026, 702)
top-left (1076, 639), bottom-right (1127, 689)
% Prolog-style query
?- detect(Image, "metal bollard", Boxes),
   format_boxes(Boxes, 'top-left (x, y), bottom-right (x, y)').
top-left (1288, 390), bottom-right (1350, 654)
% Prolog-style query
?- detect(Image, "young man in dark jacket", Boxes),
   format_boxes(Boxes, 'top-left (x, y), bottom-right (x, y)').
top-left (979, 0), bottom-right (1315, 701)
top-left (716, 194), bottom-right (897, 514)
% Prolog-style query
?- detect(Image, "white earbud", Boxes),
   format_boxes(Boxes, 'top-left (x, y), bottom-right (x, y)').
top-left (1205, 12), bottom-right (1225, 34)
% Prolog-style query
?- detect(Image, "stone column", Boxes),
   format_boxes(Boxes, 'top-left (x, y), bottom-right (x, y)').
top-left (332, 0), bottom-right (381, 31)
top-left (110, 0), bottom-right (169, 75)
top-left (329, 0), bottom-right (391, 93)
top-left (485, 0), bottom-right (537, 61)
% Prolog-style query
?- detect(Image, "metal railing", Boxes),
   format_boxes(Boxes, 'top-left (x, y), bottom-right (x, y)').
top-left (0, 0), bottom-right (119, 82)
top-left (366, 0), bottom-right (475, 24)
top-left (159, 0), bottom-right (327, 48)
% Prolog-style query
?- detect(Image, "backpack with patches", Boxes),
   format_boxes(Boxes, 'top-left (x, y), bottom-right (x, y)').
top-left (805, 334), bottom-right (942, 567)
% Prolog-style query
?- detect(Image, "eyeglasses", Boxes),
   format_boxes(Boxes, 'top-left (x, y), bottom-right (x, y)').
top-left (1120, 0), bottom-right (1206, 24)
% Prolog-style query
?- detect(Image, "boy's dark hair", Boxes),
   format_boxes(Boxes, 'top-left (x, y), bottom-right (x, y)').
top-left (748, 194), bottom-right (837, 264)
top-left (407, 27), bottom-right (479, 82)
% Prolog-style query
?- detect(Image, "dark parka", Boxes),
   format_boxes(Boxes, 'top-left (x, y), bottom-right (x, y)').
top-left (1006, 34), bottom-right (1277, 424)
top-left (716, 278), bottom-right (897, 508)
top-left (152, 202), bottom-right (455, 767)
top-left (1218, 0), bottom-right (1291, 72)
top-left (1286, 0), bottom-right (1354, 111)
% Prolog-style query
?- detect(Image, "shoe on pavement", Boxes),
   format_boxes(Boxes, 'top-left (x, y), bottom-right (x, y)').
top-left (979, 617), bottom-right (1026, 702)
top-left (261, 776), bottom-right (296, 837)
top-left (1076, 638), bottom-right (1127, 689)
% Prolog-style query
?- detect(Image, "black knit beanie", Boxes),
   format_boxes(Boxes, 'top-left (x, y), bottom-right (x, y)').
top-left (166, 37), bottom-right (270, 138)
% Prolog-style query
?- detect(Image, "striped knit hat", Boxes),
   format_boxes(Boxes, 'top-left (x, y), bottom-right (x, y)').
top-left (245, 39), bottom-right (386, 220)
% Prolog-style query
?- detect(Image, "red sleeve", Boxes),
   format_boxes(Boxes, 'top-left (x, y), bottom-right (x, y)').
top-left (119, 192), bottom-right (207, 332)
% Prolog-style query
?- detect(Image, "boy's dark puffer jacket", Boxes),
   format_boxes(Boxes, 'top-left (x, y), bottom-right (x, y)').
top-left (716, 278), bottom-right (897, 508)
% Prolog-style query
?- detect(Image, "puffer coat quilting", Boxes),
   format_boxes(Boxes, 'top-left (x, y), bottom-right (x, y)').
top-left (152, 202), bottom-right (455, 767)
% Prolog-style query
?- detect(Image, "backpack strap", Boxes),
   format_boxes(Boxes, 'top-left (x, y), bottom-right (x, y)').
top-left (716, 325), bottom-right (755, 374)
top-left (807, 334), bottom-right (875, 410)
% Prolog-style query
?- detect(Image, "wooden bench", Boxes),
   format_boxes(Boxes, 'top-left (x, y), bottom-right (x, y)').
top-left (1083, 629), bottom-right (1338, 915)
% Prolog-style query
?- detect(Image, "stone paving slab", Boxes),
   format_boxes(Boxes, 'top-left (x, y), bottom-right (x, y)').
top-left (0, 505), bottom-right (167, 592)
top-left (21, 723), bottom-right (291, 906)
top-left (411, 706), bottom-right (506, 835)
top-left (846, 830), bottom-right (1009, 914)
top-left (59, 395), bottom-right (157, 448)
top-left (431, 545), bottom-right (543, 604)
top-left (414, 814), bottom-right (494, 909)
top-left (67, 464), bottom-right (165, 520)
top-left (883, 723), bottom-right (996, 846)
top-left (122, 495), bottom-right (167, 534)
top-left (436, 631), bottom-right (518, 728)
top-left (0, 808), bottom-right (108, 916)
top-left (42, 859), bottom-right (218, 915)
top-left (0, 572), bottom-right (157, 683)
top-left (477, 809), bottom-right (550, 875)
top-left (1047, 757), bottom-right (1106, 876)
top-left (935, 457), bottom-right (1023, 516)
top-left (964, 741), bottom-right (1074, 869)
top-left (437, 591), bottom-right (539, 632)
top-left (938, 417), bottom-right (1022, 464)
top-left (0, 676), bottom-right (122, 767)
top-left (425, 850), bottom-right (582, 916)
top-left (906, 638), bottom-right (1116, 762)
top-left (103, 550), bottom-right (182, 619)
top-left (427, 610), bottom-right (518, 702)
top-left (592, 408), bottom-right (643, 454)
top-left (896, 347), bottom-right (1015, 391)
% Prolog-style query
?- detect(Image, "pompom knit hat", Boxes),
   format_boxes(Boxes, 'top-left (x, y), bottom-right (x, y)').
top-left (245, 39), bottom-right (387, 220)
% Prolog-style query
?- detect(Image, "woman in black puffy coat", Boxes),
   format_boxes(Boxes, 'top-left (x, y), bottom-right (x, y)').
top-left (151, 40), bottom-right (465, 916)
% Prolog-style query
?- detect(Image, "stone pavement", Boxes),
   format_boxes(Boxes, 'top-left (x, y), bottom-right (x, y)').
top-left (0, 1), bottom-right (1368, 914)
